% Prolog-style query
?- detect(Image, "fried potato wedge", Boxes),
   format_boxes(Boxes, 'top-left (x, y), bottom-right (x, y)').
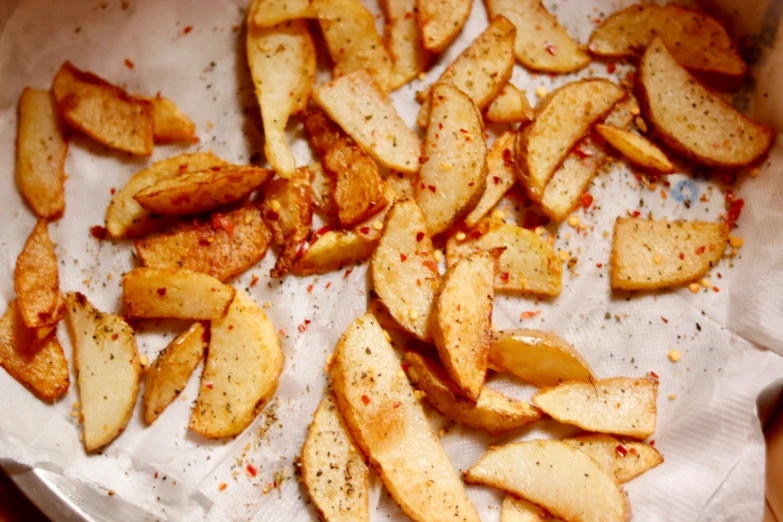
top-left (313, 70), bottom-right (421, 174)
top-left (416, 16), bottom-right (516, 127)
top-left (135, 205), bottom-right (272, 282)
top-left (485, 0), bottom-right (589, 73)
top-left (292, 229), bottom-right (378, 276)
top-left (465, 131), bottom-right (516, 228)
top-left (247, 19), bottom-right (316, 178)
top-left (382, 0), bottom-right (431, 89)
top-left (372, 199), bottom-right (440, 341)
top-left (15, 221), bottom-right (62, 329)
top-left (106, 152), bottom-right (228, 238)
top-left (596, 124), bottom-right (674, 173)
top-left (66, 292), bottom-right (140, 451)
top-left (638, 37), bottom-right (773, 167)
top-left (417, 83), bottom-right (487, 235)
top-left (123, 268), bottom-right (236, 320)
top-left (447, 219), bottom-right (561, 296)
top-left (0, 300), bottom-right (69, 400)
top-left (16, 88), bottom-right (68, 220)
top-left (490, 329), bottom-right (593, 387)
top-left (190, 290), bottom-right (284, 438)
top-left (303, 109), bottom-right (343, 158)
top-left (502, 496), bottom-right (564, 522)
top-left (515, 79), bottom-right (626, 201)
top-left (52, 61), bottom-right (153, 156)
top-left (417, 0), bottom-right (471, 53)
top-left (330, 314), bottom-right (480, 522)
top-left (533, 377), bottom-right (658, 439)
top-left (144, 323), bottom-right (206, 425)
top-left (133, 166), bottom-right (272, 216)
top-left (466, 441), bottom-right (630, 522)
top-left (485, 83), bottom-right (534, 124)
top-left (565, 434), bottom-right (663, 483)
top-left (248, 0), bottom-right (326, 28)
top-left (148, 96), bottom-right (196, 143)
top-left (588, 4), bottom-right (745, 77)
top-left (405, 350), bottom-right (541, 434)
top-left (307, 162), bottom-right (336, 218)
top-left (302, 394), bottom-right (369, 521)
top-left (610, 218), bottom-right (728, 290)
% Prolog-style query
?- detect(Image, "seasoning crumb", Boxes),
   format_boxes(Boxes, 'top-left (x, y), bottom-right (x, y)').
top-left (653, 254), bottom-right (663, 265)
top-left (557, 249), bottom-right (569, 262)
top-left (729, 236), bottom-right (744, 248)
top-left (700, 279), bottom-right (712, 288)
top-left (567, 215), bottom-right (580, 228)
top-left (491, 209), bottom-right (505, 220)
top-left (668, 349), bottom-right (681, 362)
top-left (433, 249), bottom-right (443, 262)
top-left (668, 393), bottom-right (677, 400)
top-left (455, 231), bottom-right (467, 241)
top-left (688, 282), bottom-right (700, 293)
top-left (408, 309), bottom-right (418, 320)
top-left (534, 226), bottom-right (546, 236)
top-left (372, 220), bottom-right (383, 231)
top-left (535, 86), bottom-right (548, 98)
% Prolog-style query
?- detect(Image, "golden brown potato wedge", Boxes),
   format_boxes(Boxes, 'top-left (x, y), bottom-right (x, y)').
top-left (485, 0), bottom-right (590, 73)
top-left (189, 290), bottom-right (284, 438)
top-left (330, 314), bottom-right (480, 522)
top-left (515, 79), bottom-right (626, 201)
top-left (466, 441), bottom-right (630, 522)
top-left (144, 323), bottom-right (206, 425)
top-left (588, 4), bottom-right (746, 77)
top-left (465, 131), bottom-right (517, 228)
top-left (313, 70), bottom-right (421, 174)
top-left (533, 377), bottom-right (658, 439)
top-left (417, 0), bottom-right (471, 53)
top-left (382, 0), bottom-right (431, 89)
top-left (292, 228), bottom-right (378, 276)
top-left (66, 292), bottom-right (141, 451)
top-left (52, 61), bottom-right (153, 156)
top-left (122, 268), bottom-right (236, 320)
top-left (404, 350), bottom-right (541, 435)
top-left (303, 109), bottom-right (343, 159)
top-left (638, 37), bottom-right (773, 167)
top-left (565, 434), bottom-right (663, 483)
top-left (302, 394), bottom-right (369, 521)
top-left (14, 220), bottom-right (62, 329)
top-left (595, 124), bottom-right (674, 173)
top-left (148, 96), bottom-right (196, 143)
top-left (0, 300), bottom-right (69, 400)
top-left (502, 496), bottom-right (564, 522)
top-left (485, 83), bottom-right (534, 125)
top-left (248, 0), bottom-right (327, 28)
top-left (16, 88), bottom-right (68, 220)
top-left (106, 152), bottom-right (228, 238)
top-left (610, 218), bottom-right (728, 291)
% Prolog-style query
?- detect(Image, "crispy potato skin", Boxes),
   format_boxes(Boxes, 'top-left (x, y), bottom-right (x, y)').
top-left (303, 109), bottom-right (344, 158)
top-left (417, 0), bottom-right (472, 53)
top-left (15, 220), bottom-right (62, 330)
top-left (148, 96), bottom-right (196, 143)
top-left (565, 434), bottom-right (663, 483)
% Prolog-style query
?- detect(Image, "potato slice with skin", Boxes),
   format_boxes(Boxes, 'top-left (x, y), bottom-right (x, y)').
top-left (417, 0), bottom-right (471, 53)
top-left (404, 350), bottom-right (541, 435)
top-left (148, 96), bottom-right (196, 143)
top-left (0, 300), bottom-right (69, 400)
top-left (247, 19), bottom-right (316, 179)
top-left (533, 377), bottom-right (658, 439)
top-left (515, 79), bottom-right (626, 201)
top-left (16, 88), bottom-right (68, 220)
top-left (565, 434), bottom-right (663, 483)
top-left (133, 166), bottom-right (273, 216)
top-left (502, 496), bottom-right (563, 522)
top-left (330, 314), bottom-right (480, 522)
top-left (66, 293), bottom-right (141, 451)
top-left (190, 290), bottom-right (284, 438)
top-left (610, 218), bottom-right (728, 290)
top-left (465, 131), bottom-right (516, 228)
top-left (416, 16), bottom-right (516, 127)
top-left (248, 0), bottom-right (325, 28)
top-left (638, 37), bottom-right (773, 167)
top-left (313, 71), bottom-right (421, 174)
top-left (596, 124), bottom-right (674, 173)
top-left (485, 84), bottom-right (534, 125)
top-left (52, 61), bottom-right (153, 156)
top-left (292, 229), bottom-right (378, 276)
top-left (372, 199), bottom-right (440, 341)
top-left (485, 0), bottom-right (589, 73)
top-left (106, 152), bottom-right (228, 238)
top-left (302, 394), bottom-right (369, 521)
top-left (466, 441), bottom-right (631, 522)
top-left (382, 0), bottom-right (431, 89)
top-left (122, 268), bottom-right (236, 320)
top-left (15, 221), bottom-right (61, 329)
top-left (417, 84), bottom-right (487, 235)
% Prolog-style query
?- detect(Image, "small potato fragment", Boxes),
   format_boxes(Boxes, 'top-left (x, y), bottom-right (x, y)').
top-left (330, 314), bottom-right (480, 522)
top-left (595, 124), bottom-right (674, 173)
top-left (144, 323), bottom-right (206, 425)
top-left (66, 292), bottom-right (141, 451)
top-left (16, 88), bottom-right (68, 220)
top-left (292, 229), bottom-right (378, 276)
top-left (502, 496), bottom-right (564, 522)
top-left (189, 290), bottom-right (284, 438)
top-left (148, 96), bottom-right (196, 143)
top-left (15, 221), bottom-right (62, 329)
top-left (248, 0), bottom-right (324, 28)
top-left (382, 0), bottom-right (431, 89)
top-left (417, 83), bottom-right (487, 235)
top-left (52, 61), bottom-right (153, 156)
top-left (313, 70), bottom-right (421, 174)
top-left (466, 441), bottom-right (630, 522)
top-left (638, 37), bottom-right (773, 167)
top-left (302, 394), bottom-right (369, 521)
top-left (307, 162), bottom-right (336, 217)
top-left (485, 84), bottom-right (534, 124)
top-left (303, 109), bottom-right (344, 158)
top-left (404, 350), bottom-right (541, 435)
top-left (565, 434), bottom-right (663, 483)
top-left (122, 268), bottom-right (236, 320)
top-left (465, 131), bottom-right (517, 228)
top-left (610, 218), bottom-right (728, 290)
top-left (532, 377), bottom-right (658, 439)
top-left (417, 0), bottom-right (471, 53)
top-left (133, 166), bottom-right (273, 216)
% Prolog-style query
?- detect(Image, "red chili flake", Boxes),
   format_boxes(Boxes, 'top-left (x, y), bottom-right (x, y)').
top-left (596, 263), bottom-right (603, 268)
top-left (401, 363), bottom-right (410, 373)
top-left (154, 472), bottom-right (158, 479)
top-left (404, 11), bottom-right (412, 19)
top-left (314, 225), bottom-right (331, 239)
top-left (649, 440), bottom-right (656, 446)
top-left (574, 147), bottom-right (594, 159)
top-left (265, 210), bottom-right (280, 221)
top-left (615, 444), bottom-right (628, 457)
top-left (416, 231), bottom-right (425, 242)
top-left (713, 286), bottom-right (720, 293)
top-left (581, 193), bottom-right (594, 209)
top-left (250, 275), bottom-right (259, 287)
top-left (360, 226), bottom-right (370, 234)
top-left (695, 246), bottom-right (706, 255)
top-left (246, 464), bottom-right (257, 477)
top-left (218, 483), bottom-right (227, 491)
top-left (90, 225), bottom-right (108, 240)
top-left (520, 310), bottom-right (540, 319)
top-left (606, 62), bottom-right (616, 74)
top-left (470, 229), bottom-right (483, 239)
top-left (344, 269), bottom-right (353, 278)
top-left (725, 198), bottom-right (744, 227)
top-left (502, 148), bottom-right (514, 166)
top-left (298, 323), bottom-right (308, 333)
top-left (679, 253), bottom-right (685, 260)
top-left (393, 402), bottom-right (401, 408)
top-left (124, 58), bottom-right (134, 69)
top-left (183, 26), bottom-right (193, 34)
top-left (205, 382), bottom-right (214, 389)
top-left (361, 395), bottom-right (371, 405)
top-left (400, 253), bottom-right (408, 262)
top-left (295, 239), bottom-right (309, 260)
top-left (499, 272), bottom-right (510, 282)
top-left (110, 187), bottom-right (116, 195)
top-left (111, 333), bottom-right (119, 341)
top-left (157, 288), bottom-right (167, 296)
top-left (228, 325), bottom-right (234, 330)
top-left (629, 447), bottom-right (639, 456)
top-left (325, 282), bottom-right (332, 289)
top-left (428, 185), bottom-right (436, 193)
top-left (649, 371), bottom-right (659, 380)
top-left (545, 43), bottom-right (557, 55)
top-left (468, 182), bottom-right (475, 187)
top-left (626, 71), bottom-right (635, 83)
top-left (631, 210), bottom-right (641, 218)
top-left (493, 176), bottom-right (501, 185)
top-left (661, 317), bottom-right (668, 323)
top-left (459, 128), bottom-right (468, 133)
top-left (211, 215), bottom-right (235, 236)
top-left (307, 284), bottom-right (314, 293)
top-left (422, 259), bottom-right (438, 273)
top-left (438, 122), bottom-right (443, 130)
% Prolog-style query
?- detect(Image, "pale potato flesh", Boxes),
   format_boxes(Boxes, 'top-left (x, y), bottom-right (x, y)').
top-left (485, 83), bottom-right (534, 124)
top-left (417, 83), bottom-right (487, 235)
top-left (189, 290), bottom-right (284, 438)
top-left (15, 220), bottom-right (61, 329)
top-left (490, 329), bottom-right (593, 387)
top-left (66, 292), bottom-right (141, 451)
top-left (502, 496), bottom-right (564, 522)
top-left (302, 394), bottom-right (369, 521)
top-left (532, 377), bottom-right (658, 439)
top-left (148, 96), bottom-right (196, 143)
top-left (610, 218), bottom-right (728, 290)
top-left (122, 268), bottom-right (236, 320)
top-left (307, 162), bottom-right (336, 217)
top-left (16, 88), bottom-right (67, 220)
top-left (329, 314), bottom-right (480, 522)
top-left (292, 229), bottom-right (378, 276)
top-left (248, 0), bottom-right (321, 28)
top-left (596, 124), bottom-right (674, 173)
top-left (465, 131), bottom-right (517, 228)
top-left (417, 0), bottom-right (471, 53)
top-left (382, 0), bottom-right (431, 89)
top-left (466, 440), bottom-right (631, 522)
top-left (638, 37), bottom-right (773, 167)
top-left (565, 434), bottom-right (663, 483)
